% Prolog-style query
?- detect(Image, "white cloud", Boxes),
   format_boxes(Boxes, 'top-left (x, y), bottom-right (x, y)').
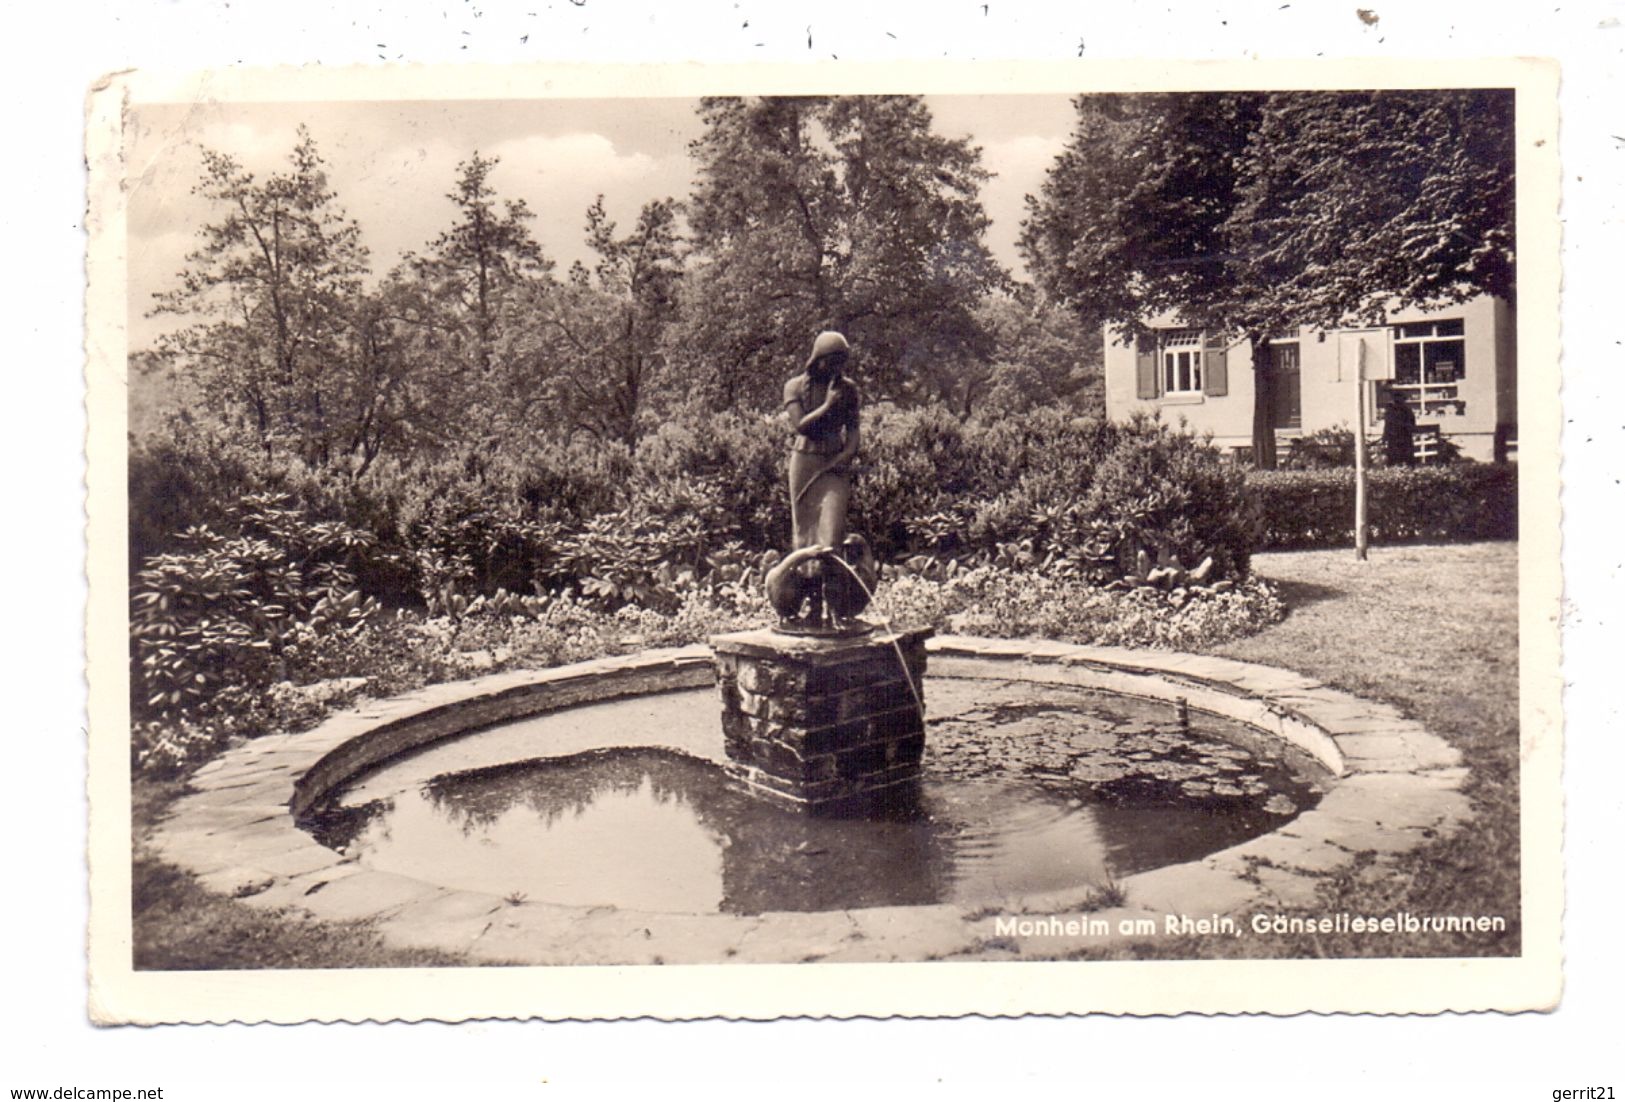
top-left (479, 131), bottom-right (693, 269)
top-left (127, 109), bottom-right (699, 348)
top-left (123, 98), bottom-right (1065, 349)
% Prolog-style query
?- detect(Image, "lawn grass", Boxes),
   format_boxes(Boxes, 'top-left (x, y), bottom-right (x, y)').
top-left (132, 779), bottom-right (476, 970)
top-left (131, 850), bottom-right (476, 970)
top-left (1092, 540), bottom-right (1523, 959)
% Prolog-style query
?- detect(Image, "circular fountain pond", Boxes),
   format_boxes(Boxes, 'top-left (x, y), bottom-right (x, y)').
top-left (159, 639), bottom-right (1471, 966)
top-left (298, 678), bottom-right (1328, 917)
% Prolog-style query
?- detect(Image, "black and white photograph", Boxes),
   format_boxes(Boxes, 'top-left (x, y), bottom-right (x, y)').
top-left (82, 58), bottom-right (1561, 1025)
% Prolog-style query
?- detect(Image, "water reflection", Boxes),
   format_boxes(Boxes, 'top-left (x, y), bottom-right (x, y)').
top-left (305, 721), bottom-right (1320, 916)
top-left (312, 753), bottom-right (729, 913)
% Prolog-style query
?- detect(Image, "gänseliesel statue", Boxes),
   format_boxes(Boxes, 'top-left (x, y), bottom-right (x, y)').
top-left (765, 330), bottom-right (879, 633)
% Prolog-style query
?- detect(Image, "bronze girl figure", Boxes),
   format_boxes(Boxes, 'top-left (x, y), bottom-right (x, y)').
top-left (768, 330), bottom-right (876, 631)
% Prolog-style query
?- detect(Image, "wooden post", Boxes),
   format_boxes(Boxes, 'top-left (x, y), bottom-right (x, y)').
top-left (1354, 336), bottom-right (1369, 562)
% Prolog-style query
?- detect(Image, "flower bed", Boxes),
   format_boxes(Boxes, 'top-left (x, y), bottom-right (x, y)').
top-left (133, 564), bottom-right (1284, 777)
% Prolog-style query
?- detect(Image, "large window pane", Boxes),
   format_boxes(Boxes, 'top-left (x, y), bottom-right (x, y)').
top-left (1395, 343), bottom-right (1422, 384)
top-left (1424, 339), bottom-right (1466, 383)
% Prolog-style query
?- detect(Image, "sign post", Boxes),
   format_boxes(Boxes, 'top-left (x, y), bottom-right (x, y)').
top-left (1353, 338), bottom-right (1368, 561)
top-left (1338, 329), bottom-right (1391, 563)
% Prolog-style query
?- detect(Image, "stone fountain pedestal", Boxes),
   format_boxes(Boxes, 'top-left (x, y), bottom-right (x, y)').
top-left (710, 626), bottom-right (932, 814)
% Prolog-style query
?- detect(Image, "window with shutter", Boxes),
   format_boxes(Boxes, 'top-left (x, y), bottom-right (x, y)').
top-left (1203, 335), bottom-right (1229, 397)
top-left (1158, 330), bottom-right (1204, 394)
top-left (1135, 338), bottom-right (1159, 399)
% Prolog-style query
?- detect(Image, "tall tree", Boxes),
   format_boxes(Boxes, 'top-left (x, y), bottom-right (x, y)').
top-left (337, 277), bottom-right (452, 472)
top-left (148, 127), bottom-right (370, 464)
top-left (496, 196), bottom-right (685, 444)
top-left (1021, 90), bottom-right (1514, 468)
top-left (676, 95), bottom-right (1006, 408)
top-left (964, 291), bottom-right (1104, 422)
top-left (579, 195), bottom-right (685, 443)
top-left (1230, 91), bottom-right (1515, 320)
top-left (408, 155), bottom-right (550, 356)
top-left (392, 153), bottom-right (554, 441)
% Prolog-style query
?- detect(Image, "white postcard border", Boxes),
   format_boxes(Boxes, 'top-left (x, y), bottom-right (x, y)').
top-left (85, 56), bottom-right (1563, 1023)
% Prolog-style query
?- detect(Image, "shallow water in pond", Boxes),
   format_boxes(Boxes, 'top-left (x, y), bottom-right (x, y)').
top-left (302, 681), bottom-right (1325, 915)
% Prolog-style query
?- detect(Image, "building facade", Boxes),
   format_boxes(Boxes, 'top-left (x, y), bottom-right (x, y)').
top-left (1102, 295), bottom-right (1517, 463)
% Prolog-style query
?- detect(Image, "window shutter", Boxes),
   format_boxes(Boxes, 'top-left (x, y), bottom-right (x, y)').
top-left (1135, 338), bottom-right (1159, 399)
top-left (1203, 336), bottom-right (1229, 397)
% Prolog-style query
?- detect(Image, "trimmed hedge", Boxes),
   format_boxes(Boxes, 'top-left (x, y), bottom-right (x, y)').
top-left (1247, 464), bottom-right (1518, 549)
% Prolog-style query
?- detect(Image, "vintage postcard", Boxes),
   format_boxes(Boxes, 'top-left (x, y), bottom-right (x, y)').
top-left (86, 58), bottom-right (1561, 1023)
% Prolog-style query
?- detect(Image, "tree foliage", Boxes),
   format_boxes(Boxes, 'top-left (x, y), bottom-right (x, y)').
top-left (382, 153), bottom-right (557, 446)
top-left (1230, 91), bottom-right (1515, 326)
top-left (148, 127), bottom-right (371, 465)
top-left (676, 95), bottom-right (1006, 408)
top-left (405, 153), bottom-right (552, 375)
top-left (963, 292), bottom-right (1104, 422)
top-left (1020, 93), bottom-right (1261, 337)
top-left (1021, 90), bottom-right (1515, 466)
top-left (491, 195), bottom-right (686, 445)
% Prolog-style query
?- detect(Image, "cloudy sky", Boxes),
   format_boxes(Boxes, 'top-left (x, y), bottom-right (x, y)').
top-left (124, 94), bottom-right (1078, 349)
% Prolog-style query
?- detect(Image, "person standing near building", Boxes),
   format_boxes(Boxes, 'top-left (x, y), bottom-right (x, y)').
top-left (1383, 390), bottom-right (1417, 467)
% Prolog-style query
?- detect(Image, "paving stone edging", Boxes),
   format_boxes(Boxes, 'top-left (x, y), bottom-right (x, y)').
top-left (150, 636), bottom-right (1471, 965)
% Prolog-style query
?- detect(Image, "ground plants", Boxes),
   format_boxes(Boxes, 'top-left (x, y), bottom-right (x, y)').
top-left (870, 562), bottom-right (1282, 650)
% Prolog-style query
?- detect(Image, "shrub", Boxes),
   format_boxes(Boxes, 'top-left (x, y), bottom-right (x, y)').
top-left (634, 410), bottom-right (786, 552)
top-left (129, 494), bottom-right (382, 722)
top-left (551, 478), bottom-right (722, 610)
top-left (129, 427), bottom-right (265, 569)
top-left (389, 443), bottom-right (635, 601)
top-left (1079, 414), bottom-right (1258, 581)
top-left (1279, 426), bottom-right (1374, 470)
top-left (129, 403), bottom-right (1263, 623)
top-left (1248, 463), bottom-right (1517, 549)
top-left (402, 482), bottom-right (563, 602)
top-left (130, 580), bottom-right (769, 776)
top-left (851, 408), bottom-right (1234, 579)
top-left (850, 406), bottom-right (975, 559)
top-left (1278, 425), bottom-right (1465, 470)
top-left (967, 407), bottom-right (1117, 492)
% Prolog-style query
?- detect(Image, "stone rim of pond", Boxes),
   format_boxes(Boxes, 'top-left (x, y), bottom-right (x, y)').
top-left (154, 637), bottom-right (1471, 966)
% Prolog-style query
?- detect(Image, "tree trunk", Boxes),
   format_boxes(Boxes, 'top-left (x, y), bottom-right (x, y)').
top-left (1250, 335), bottom-right (1277, 470)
